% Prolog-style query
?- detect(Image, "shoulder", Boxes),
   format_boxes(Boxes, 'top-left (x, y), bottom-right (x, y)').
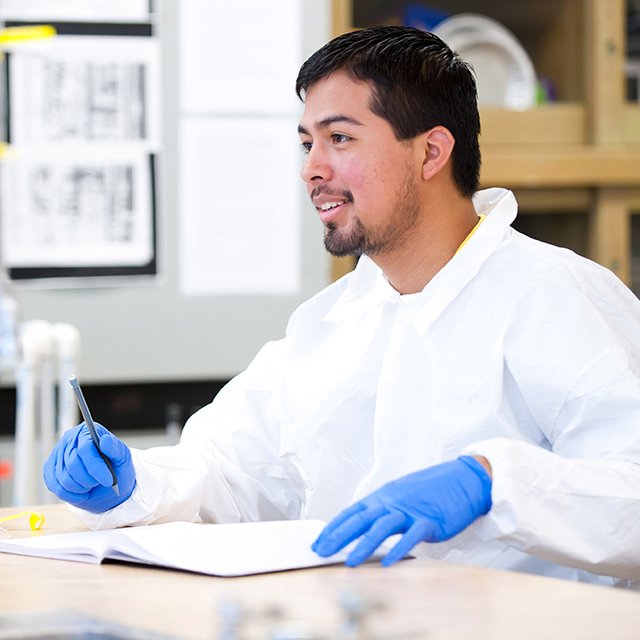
top-left (502, 230), bottom-right (638, 310)
top-left (496, 231), bottom-right (640, 366)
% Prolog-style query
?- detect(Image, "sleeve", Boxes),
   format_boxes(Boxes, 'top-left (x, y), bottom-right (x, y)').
top-left (464, 274), bottom-right (640, 580)
top-left (73, 335), bottom-right (309, 530)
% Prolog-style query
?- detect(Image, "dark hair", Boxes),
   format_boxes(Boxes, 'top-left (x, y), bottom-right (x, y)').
top-left (296, 26), bottom-right (481, 197)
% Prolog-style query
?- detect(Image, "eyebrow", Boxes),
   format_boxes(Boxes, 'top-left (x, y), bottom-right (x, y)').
top-left (297, 115), bottom-right (365, 135)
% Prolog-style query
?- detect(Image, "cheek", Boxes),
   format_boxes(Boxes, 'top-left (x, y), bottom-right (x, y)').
top-left (342, 158), bottom-right (388, 196)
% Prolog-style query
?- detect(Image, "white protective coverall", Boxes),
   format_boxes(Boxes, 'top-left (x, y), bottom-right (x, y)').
top-left (76, 188), bottom-right (640, 589)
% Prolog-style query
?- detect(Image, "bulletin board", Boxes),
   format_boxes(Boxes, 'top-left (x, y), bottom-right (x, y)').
top-left (1, 20), bottom-right (159, 280)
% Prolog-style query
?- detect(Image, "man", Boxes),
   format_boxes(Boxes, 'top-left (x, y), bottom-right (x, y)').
top-left (44, 26), bottom-right (640, 588)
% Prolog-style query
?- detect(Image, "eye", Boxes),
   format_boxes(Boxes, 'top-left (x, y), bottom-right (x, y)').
top-left (332, 133), bottom-right (351, 144)
top-left (300, 141), bottom-right (312, 154)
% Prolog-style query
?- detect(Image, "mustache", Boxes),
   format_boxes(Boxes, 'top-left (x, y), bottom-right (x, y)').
top-left (310, 185), bottom-right (354, 202)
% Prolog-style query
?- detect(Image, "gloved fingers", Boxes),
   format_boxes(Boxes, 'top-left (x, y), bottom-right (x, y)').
top-left (381, 519), bottom-right (436, 567)
top-left (47, 429), bottom-right (91, 494)
top-left (74, 426), bottom-right (118, 487)
top-left (59, 443), bottom-right (99, 492)
top-left (99, 432), bottom-right (131, 468)
top-left (42, 422), bottom-right (135, 513)
top-left (312, 502), bottom-right (365, 553)
top-left (44, 442), bottom-right (93, 502)
top-left (55, 449), bottom-right (96, 494)
top-left (313, 502), bottom-right (386, 558)
top-left (42, 424), bottom-right (100, 494)
top-left (345, 510), bottom-right (407, 567)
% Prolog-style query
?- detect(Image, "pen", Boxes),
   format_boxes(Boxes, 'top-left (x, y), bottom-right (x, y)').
top-left (68, 375), bottom-right (119, 496)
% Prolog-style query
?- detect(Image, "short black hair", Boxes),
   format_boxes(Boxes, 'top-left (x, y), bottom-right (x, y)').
top-left (296, 26), bottom-right (481, 197)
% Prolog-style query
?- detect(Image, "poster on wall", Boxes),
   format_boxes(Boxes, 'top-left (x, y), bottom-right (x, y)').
top-left (179, 0), bottom-right (301, 116)
top-left (7, 34), bottom-right (160, 148)
top-left (0, 19), bottom-right (160, 282)
top-left (177, 0), bottom-right (304, 297)
top-left (1, 149), bottom-right (155, 277)
top-left (179, 117), bottom-right (301, 296)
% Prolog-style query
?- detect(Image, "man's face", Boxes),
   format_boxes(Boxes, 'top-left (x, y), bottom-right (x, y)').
top-left (298, 72), bottom-right (423, 258)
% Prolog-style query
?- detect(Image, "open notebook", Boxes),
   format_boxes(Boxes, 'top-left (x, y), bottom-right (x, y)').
top-left (0, 519), bottom-right (367, 576)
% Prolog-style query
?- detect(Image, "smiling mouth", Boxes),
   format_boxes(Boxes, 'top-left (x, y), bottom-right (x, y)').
top-left (311, 187), bottom-right (353, 223)
top-left (311, 186), bottom-right (353, 208)
top-left (317, 201), bottom-right (345, 211)
top-left (315, 200), bottom-right (349, 224)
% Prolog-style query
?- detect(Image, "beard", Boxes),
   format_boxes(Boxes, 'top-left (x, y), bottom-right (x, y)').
top-left (324, 216), bottom-right (366, 257)
top-left (323, 171), bottom-right (421, 258)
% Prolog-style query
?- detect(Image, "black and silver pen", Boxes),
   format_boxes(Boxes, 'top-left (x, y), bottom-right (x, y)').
top-left (68, 375), bottom-right (120, 496)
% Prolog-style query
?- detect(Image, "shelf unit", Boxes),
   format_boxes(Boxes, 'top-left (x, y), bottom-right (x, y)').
top-left (329, 0), bottom-right (640, 293)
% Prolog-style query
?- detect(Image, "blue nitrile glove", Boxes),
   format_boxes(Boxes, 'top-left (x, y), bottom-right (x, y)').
top-left (43, 422), bottom-right (136, 513)
top-left (312, 456), bottom-right (492, 567)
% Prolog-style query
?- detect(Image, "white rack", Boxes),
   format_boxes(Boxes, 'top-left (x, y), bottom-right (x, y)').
top-left (12, 321), bottom-right (81, 506)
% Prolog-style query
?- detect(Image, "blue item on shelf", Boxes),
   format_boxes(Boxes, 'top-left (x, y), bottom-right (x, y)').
top-left (403, 4), bottom-right (450, 32)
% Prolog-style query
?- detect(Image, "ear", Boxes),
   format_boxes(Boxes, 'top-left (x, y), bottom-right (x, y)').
top-left (420, 126), bottom-right (455, 181)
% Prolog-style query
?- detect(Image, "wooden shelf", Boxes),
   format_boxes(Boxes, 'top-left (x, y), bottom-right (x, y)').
top-left (481, 146), bottom-right (640, 188)
top-left (480, 104), bottom-right (586, 145)
top-left (329, 0), bottom-right (640, 290)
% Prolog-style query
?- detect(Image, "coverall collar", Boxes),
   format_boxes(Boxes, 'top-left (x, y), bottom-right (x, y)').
top-left (322, 188), bottom-right (518, 333)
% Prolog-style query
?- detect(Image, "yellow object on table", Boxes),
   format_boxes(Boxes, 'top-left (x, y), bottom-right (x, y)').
top-left (0, 510), bottom-right (45, 531)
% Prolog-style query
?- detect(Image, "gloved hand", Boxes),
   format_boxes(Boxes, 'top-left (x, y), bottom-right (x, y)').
top-left (43, 422), bottom-right (136, 513)
top-left (312, 456), bottom-right (492, 567)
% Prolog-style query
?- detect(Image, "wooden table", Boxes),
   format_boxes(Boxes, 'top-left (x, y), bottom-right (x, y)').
top-left (0, 504), bottom-right (638, 639)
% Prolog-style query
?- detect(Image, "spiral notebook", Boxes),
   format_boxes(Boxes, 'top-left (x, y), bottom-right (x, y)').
top-left (0, 519), bottom-right (362, 576)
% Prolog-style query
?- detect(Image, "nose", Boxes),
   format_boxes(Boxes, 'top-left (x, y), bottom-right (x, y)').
top-left (300, 144), bottom-right (332, 185)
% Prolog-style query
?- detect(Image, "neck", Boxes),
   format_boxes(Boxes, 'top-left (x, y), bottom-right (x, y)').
top-left (372, 193), bottom-right (479, 295)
